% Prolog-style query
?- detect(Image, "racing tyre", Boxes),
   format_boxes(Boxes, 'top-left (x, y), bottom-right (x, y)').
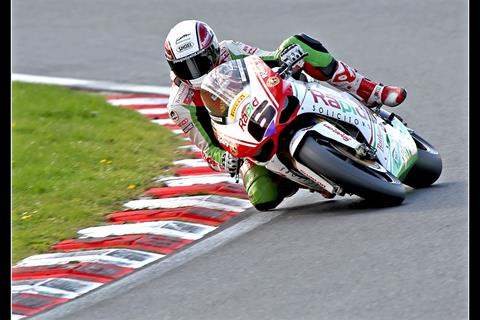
top-left (402, 132), bottom-right (442, 188)
top-left (295, 135), bottom-right (406, 206)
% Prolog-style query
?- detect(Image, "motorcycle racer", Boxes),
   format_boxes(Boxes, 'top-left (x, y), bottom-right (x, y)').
top-left (164, 20), bottom-right (407, 211)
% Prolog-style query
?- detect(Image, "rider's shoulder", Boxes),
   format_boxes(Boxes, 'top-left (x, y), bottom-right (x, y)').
top-left (220, 40), bottom-right (247, 49)
top-left (167, 80), bottom-right (195, 109)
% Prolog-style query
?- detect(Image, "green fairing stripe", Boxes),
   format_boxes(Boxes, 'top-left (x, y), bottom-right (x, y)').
top-left (397, 152), bottom-right (419, 181)
top-left (183, 104), bottom-right (225, 164)
top-left (229, 51), bottom-right (277, 62)
top-left (275, 36), bottom-right (334, 68)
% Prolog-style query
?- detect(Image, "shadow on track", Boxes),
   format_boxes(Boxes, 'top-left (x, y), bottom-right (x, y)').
top-left (275, 181), bottom-right (462, 218)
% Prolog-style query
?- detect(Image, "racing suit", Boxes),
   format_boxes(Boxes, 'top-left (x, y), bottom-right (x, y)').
top-left (167, 33), bottom-right (394, 210)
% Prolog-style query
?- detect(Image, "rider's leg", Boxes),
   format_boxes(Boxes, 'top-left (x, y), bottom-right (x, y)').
top-left (276, 33), bottom-right (407, 107)
top-left (240, 159), bottom-right (299, 211)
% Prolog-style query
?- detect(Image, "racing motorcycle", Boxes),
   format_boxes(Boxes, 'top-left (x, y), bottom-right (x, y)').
top-left (199, 54), bottom-right (442, 205)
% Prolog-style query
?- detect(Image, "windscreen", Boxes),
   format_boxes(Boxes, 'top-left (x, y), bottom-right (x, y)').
top-left (200, 59), bottom-right (249, 120)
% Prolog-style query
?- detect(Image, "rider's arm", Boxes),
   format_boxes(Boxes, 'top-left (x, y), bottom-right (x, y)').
top-left (221, 40), bottom-right (279, 67)
top-left (167, 82), bottom-right (226, 172)
top-left (274, 34), bottom-right (338, 80)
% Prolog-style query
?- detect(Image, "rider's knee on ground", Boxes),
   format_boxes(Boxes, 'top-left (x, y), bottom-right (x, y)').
top-left (242, 164), bottom-right (283, 209)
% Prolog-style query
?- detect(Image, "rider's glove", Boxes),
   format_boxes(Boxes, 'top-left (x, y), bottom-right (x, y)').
top-left (222, 152), bottom-right (241, 176)
top-left (279, 44), bottom-right (305, 74)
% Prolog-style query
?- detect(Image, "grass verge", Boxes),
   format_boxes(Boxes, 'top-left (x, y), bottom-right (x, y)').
top-left (12, 82), bottom-right (185, 263)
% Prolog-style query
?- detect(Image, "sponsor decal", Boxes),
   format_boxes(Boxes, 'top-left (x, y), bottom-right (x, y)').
top-left (178, 118), bottom-right (194, 133)
top-left (376, 125), bottom-right (384, 152)
top-left (176, 42), bottom-right (193, 52)
top-left (210, 114), bottom-right (225, 123)
top-left (251, 59), bottom-right (269, 78)
top-left (266, 76), bottom-right (280, 87)
top-left (184, 89), bottom-right (195, 105)
top-left (230, 142), bottom-right (238, 157)
top-left (309, 89), bottom-right (370, 127)
top-left (238, 97), bottom-right (262, 129)
top-left (243, 45), bottom-right (258, 55)
top-left (176, 33), bottom-right (190, 44)
top-left (229, 92), bottom-right (248, 119)
top-left (173, 84), bottom-right (191, 105)
top-left (219, 48), bottom-right (230, 64)
top-left (298, 167), bottom-right (328, 190)
top-left (214, 130), bottom-right (241, 157)
top-left (324, 122), bottom-right (351, 141)
top-left (169, 111), bottom-right (179, 121)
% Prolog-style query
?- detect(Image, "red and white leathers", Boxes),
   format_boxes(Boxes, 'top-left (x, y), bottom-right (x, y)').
top-left (327, 60), bottom-right (407, 107)
top-left (167, 40), bottom-right (279, 171)
top-left (166, 33), bottom-right (407, 210)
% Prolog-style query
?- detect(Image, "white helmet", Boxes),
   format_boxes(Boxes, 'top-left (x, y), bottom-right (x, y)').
top-left (164, 20), bottom-right (220, 89)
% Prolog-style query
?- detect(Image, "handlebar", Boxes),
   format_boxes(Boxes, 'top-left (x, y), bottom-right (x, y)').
top-left (277, 52), bottom-right (309, 79)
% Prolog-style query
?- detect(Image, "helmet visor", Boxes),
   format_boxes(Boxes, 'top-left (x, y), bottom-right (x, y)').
top-left (168, 45), bottom-right (218, 81)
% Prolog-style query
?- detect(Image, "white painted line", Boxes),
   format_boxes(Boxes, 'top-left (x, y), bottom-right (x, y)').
top-left (12, 278), bottom-right (103, 300)
top-left (107, 98), bottom-right (169, 106)
top-left (15, 249), bottom-right (163, 269)
top-left (136, 108), bottom-right (168, 115)
top-left (157, 174), bottom-right (241, 186)
top-left (12, 73), bottom-right (171, 95)
top-left (11, 314), bottom-right (26, 320)
top-left (77, 221), bottom-right (216, 240)
top-left (151, 118), bottom-right (175, 126)
top-left (123, 195), bottom-right (250, 212)
top-left (173, 159), bottom-right (208, 167)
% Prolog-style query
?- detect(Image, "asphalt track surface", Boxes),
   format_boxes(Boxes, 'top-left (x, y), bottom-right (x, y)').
top-left (13, 0), bottom-right (468, 319)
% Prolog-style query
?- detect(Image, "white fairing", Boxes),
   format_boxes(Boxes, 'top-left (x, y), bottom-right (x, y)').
top-left (204, 55), bottom-right (417, 195)
top-left (264, 154), bottom-right (336, 193)
top-left (293, 81), bottom-right (417, 178)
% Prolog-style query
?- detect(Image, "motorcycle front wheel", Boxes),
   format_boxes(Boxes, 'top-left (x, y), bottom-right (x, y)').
top-left (295, 135), bottom-right (406, 206)
top-left (401, 131), bottom-right (442, 188)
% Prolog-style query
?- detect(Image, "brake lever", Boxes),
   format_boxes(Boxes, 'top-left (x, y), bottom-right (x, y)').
top-left (277, 52), bottom-right (309, 79)
top-left (231, 159), bottom-right (243, 183)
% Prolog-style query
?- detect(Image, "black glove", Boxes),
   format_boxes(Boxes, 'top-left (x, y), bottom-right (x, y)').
top-left (279, 44), bottom-right (305, 74)
top-left (223, 152), bottom-right (241, 176)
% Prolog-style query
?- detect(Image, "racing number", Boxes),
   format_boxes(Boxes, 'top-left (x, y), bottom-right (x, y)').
top-left (248, 100), bottom-right (276, 141)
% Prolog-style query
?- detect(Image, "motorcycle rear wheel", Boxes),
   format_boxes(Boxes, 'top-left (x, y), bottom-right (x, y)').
top-left (295, 135), bottom-right (406, 206)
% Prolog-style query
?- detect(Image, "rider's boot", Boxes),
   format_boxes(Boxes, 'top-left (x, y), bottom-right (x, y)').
top-left (327, 61), bottom-right (407, 108)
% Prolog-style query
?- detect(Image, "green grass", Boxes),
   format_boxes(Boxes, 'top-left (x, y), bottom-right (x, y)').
top-left (12, 82), bottom-right (186, 263)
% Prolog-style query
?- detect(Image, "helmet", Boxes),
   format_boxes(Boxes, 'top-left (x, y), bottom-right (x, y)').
top-left (164, 20), bottom-right (220, 89)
